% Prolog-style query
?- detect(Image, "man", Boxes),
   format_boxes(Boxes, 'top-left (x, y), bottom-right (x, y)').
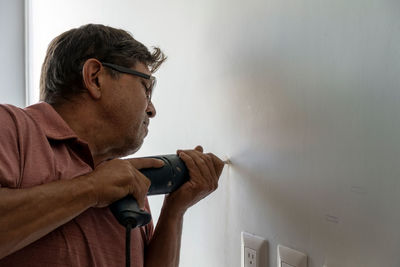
top-left (0, 24), bottom-right (224, 266)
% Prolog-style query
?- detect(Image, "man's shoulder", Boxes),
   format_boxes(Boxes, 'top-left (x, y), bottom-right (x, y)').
top-left (0, 103), bottom-right (42, 133)
top-left (0, 104), bottom-right (30, 188)
top-left (0, 103), bottom-right (25, 120)
top-left (0, 104), bottom-right (27, 133)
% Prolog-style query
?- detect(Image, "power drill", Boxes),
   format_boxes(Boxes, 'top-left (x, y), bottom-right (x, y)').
top-left (109, 153), bottom-right (229, 267)
top-left (110, 154), bottom-right (189, 228)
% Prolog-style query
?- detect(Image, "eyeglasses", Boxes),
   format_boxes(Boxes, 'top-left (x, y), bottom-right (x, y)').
top-left (101, 62), bottom-right (156, 102)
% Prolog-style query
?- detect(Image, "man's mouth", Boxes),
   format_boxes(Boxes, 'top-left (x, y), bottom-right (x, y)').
top-left (143, 119), bottom-right (149, 135)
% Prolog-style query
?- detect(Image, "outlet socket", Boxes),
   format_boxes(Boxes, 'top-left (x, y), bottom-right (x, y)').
top-left (244, 247), bottom-right (257, 266)
top-left (241, 232), bottom-right (268, 267)
top-left (277, 245), bottom-right (307, 267)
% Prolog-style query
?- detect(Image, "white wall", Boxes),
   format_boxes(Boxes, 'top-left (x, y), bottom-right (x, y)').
top-left (0, 0), bottom-right (25, 107)
top-left (28, 1), bottom-right (400, 266)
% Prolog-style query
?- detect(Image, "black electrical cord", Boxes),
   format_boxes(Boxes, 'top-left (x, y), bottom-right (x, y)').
top-left (125, 223), bottom-right (132, 267)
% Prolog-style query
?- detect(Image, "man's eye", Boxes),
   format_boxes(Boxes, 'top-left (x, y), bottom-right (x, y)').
top-left (141, 82), bottom-right (151, 99)
top-left (142, 82), bottom-right (149, 91)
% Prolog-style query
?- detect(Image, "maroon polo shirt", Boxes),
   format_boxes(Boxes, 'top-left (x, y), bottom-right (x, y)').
top-left (0, 102), bottom-right (153, 266)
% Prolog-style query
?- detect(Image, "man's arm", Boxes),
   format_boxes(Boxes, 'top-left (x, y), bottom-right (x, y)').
top-left (144, 198), bottom-right (185, 266)
top-left (145, 146), bottom-right (224, 267)
top-left (0, 158), bottom-right (163, 259)
top-left (0, 175), bottom-right (95, 258)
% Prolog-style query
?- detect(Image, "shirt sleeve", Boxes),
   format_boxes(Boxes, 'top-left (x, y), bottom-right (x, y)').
top-left (0, 105), bottom-right (21, 188)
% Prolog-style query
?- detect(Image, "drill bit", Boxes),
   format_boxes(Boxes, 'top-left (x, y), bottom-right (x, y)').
top-left (223, 159), bottom-right (232, 165)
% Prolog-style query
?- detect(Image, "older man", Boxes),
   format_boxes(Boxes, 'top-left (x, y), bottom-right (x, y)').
top-left (0, 24), bottom-right (224, 266)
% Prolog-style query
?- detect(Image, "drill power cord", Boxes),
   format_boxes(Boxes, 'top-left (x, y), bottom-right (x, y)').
top-left (125, 222), bottom-right (132, 267)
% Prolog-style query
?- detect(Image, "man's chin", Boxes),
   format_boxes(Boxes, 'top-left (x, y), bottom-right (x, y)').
top-left (126, 138), bottom-right (144, 155)
top-left (123, 146), bottom-right (141, 157)
top-left (111, 138), bottom-right (144, 158)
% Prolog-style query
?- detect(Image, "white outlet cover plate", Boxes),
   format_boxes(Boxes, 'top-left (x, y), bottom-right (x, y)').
top-left (277, 244), bottom-right (307, 267)
top-left (241, 232), bottom-right (268, 267)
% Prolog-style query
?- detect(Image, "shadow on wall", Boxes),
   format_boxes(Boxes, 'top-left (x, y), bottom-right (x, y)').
top-left (229, 146), bottom-right (313, 244)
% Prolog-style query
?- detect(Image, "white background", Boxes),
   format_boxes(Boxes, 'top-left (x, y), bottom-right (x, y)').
top-left (0, 0), bottom-right (25, 106)
top-left (18, 0), bottom-right (400, 266)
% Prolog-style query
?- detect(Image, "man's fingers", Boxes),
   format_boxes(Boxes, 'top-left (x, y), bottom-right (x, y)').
top-left (126, 157), bottom-right (165, 170)
top-left (207, 153), bottom-right (225, 177)
top-left (195, 145), bottom-right (203, 153)
top-left (181, 150), bottom-right (211, 178)
top-left (168, 148), bottom-right (224, 212)
top-left (177, 145), bottom-right (203, 157)
top-left (131, 169), bottom-right (151, 209)
top-left (178, 152), bottom-right (198, 172)
top-left (178, 149), bottom-right (218, 191)
top-left (202, 153), bottom-right (217, 179)
top-left (179, 151), bottom-right (213, 183)
top-left (124, 158), bottom-right (162, 209)
top-left (177, 147), bottom-right (223, 181)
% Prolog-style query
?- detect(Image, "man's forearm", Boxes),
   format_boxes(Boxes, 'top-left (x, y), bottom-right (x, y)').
top-left (145, 199), bottom-right (186, 267)
top-left (0, 175), bottom-right (96, 259)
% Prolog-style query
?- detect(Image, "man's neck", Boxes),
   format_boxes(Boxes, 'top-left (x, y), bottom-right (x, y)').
top-left (51, 101), bottom-right (111, 166)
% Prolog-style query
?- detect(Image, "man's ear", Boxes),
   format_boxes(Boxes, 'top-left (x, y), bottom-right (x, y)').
top-left (82, 58), bottom-right (103, 99)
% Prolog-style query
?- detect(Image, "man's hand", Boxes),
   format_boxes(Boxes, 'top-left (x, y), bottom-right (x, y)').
top-left (144, 146), bottom-right (224, 267)
top-left (164, 145), bottom-right (225, 216)
top-left (87, 158), bottom-right (164, 209)
top-left (0, 157), bottom-right (164, 259)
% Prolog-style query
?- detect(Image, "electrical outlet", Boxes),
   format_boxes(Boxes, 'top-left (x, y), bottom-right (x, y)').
top-left (277, 245), bottom-right (307, 267)
top-left (244, 247), bottom-right (257, 266)
top-left (241, 232), bottom-right (268, 267)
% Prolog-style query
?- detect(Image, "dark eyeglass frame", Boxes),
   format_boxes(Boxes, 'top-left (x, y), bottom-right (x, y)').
top-left (101, 62), bottom-right (156, 101)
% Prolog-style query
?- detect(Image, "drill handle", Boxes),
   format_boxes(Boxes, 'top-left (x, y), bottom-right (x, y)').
top-left (110, 154), bottom-right (189, 228)
top-left (109, 195), bottom-right (152, 228)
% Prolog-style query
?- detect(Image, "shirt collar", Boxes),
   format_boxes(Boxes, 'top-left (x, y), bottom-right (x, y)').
top-left (25, 102), bottom-right (79, 140)
top-left (24, 102), bottom-right (95, 169)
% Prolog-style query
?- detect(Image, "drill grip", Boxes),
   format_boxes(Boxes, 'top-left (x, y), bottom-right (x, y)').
top-left (110, 154), bottom-right (189, 228)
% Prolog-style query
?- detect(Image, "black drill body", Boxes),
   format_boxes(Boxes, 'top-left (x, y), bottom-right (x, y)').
top-left (110, 154), bottom-right (189, 228)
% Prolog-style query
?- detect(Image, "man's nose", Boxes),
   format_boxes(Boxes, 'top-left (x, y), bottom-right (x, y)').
top-left (146, 101), bottom-right (156, 118)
